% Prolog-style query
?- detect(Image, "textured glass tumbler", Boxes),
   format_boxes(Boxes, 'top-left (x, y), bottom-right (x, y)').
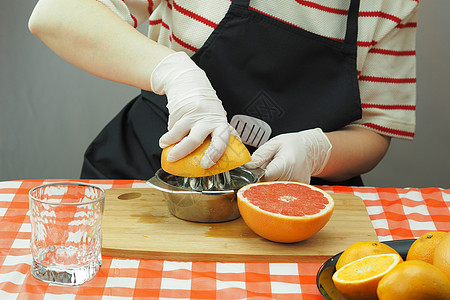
top-left (29, 182), bottom-right (105, 285)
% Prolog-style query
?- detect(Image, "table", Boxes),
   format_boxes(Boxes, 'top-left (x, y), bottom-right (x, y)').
top-left (1, 180), bottom-right (449, 299)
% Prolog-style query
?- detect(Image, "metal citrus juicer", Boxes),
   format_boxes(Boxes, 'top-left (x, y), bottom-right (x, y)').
top-left (147, 115), bottom-right (270, 223)
top-left (147, 166), bottom-right (264, 223)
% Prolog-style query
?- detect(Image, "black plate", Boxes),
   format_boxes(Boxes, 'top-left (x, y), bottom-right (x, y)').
top-left (316, 239), bottom-right (416, 300)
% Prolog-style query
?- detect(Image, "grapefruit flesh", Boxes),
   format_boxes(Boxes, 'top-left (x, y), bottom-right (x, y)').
top-left (237, 181), bottom-right (334, 243)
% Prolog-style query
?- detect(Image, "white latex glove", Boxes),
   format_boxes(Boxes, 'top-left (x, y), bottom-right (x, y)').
top-left (245, 128), bottom-right (332, 183)
top-left (151, 52), bottom-right (235, 169)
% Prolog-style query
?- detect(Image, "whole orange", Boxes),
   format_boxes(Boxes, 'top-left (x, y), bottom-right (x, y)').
top-left (377, 260), bottom-right (450, 300)
top-left (237, 181), bottom-right (334, 243)
top-left (336, 241), bottom-right (399, 270)
top-left (434, 231), bottom-right (450, 281)
top-left (406, 231), bottom-right (447, 264)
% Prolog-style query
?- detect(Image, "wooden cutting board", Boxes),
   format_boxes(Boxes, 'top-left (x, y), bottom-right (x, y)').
top-left (102, 188), bottom-right (377, 262)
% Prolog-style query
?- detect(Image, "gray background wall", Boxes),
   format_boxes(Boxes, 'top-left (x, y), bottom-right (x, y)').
top-left (1, 1), bottom-right (449, 188)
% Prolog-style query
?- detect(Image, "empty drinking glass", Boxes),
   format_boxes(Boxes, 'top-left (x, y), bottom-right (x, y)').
top-left (29, 182), bottom-right (105, 285)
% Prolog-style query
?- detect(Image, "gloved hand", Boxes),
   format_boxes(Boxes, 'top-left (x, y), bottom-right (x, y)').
top-left (151, 52), bottom-right (235, 169)
top-left (245, 128), bottom-right (332, 183)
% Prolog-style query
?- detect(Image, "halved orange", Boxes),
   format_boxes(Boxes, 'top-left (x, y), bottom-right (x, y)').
top-left (161, 135), bottom-right (251, 177)
top-left (336, 241), bottom-right (400, 270)
top-left (332, 253), bottom-right (403, 300)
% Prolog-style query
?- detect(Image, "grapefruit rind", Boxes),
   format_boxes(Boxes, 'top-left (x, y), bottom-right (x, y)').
top-left (237, 181), bottom-right (335, 243)
top-left (161, 135), bottom-right (251, 177)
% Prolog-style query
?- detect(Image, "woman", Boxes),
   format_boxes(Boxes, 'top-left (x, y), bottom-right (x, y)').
top-left (28, 0), bottom-right (418, 185)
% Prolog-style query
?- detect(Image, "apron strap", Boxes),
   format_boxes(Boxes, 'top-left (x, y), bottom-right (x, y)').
top-left (343, 0), bottom-right (360, 54)
top-left (232, 0), bottom-right (250, 7)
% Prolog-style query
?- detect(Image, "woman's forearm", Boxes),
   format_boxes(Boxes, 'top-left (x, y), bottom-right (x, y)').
top-left (320, 126), bottom-right (391, 182)
top-left (28, 0), bottom-right (174, 91)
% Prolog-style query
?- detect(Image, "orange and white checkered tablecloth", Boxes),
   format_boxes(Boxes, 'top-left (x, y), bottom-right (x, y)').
top-left (0, 179), bottom-right (449, 299)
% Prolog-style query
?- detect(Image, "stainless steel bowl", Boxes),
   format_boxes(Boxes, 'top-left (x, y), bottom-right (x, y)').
top-left (147, 167), bottom-right (264, 223)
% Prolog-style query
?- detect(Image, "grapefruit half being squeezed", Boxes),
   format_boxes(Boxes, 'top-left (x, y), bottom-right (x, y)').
top-left (161, 135), bottom-right (251, 177)
top-left (237, 181), bottom-right (334, 243)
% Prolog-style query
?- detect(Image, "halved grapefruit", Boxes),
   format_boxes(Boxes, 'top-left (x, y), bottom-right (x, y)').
top-left (237, 181), bottom-right (334, 243)
top-left (161, 135), bottom-right (251, 177)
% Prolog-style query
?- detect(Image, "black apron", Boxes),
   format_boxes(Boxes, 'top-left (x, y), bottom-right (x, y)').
top-left (81, 0), bottom-right (363, 186)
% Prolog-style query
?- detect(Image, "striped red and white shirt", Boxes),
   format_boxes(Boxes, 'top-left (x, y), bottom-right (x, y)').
top-left (98, 0), bottom-right (418, 140)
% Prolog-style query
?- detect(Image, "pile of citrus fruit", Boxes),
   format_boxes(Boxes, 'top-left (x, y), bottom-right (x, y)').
top-left (331, 231), bottom-right (450, 300)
